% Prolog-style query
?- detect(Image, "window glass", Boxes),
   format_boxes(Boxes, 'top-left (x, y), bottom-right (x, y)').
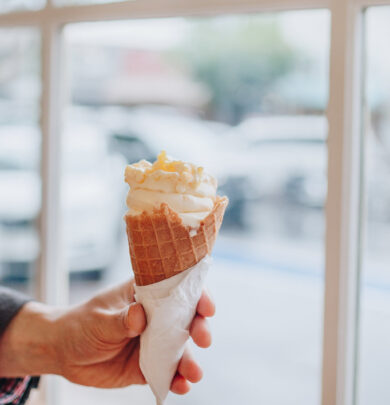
top-left (0, 0), bottom-right (45, 13)
top-left (358, 6), bottom-right (390, 405)
top-left (0, 28), bottom-right (41, 298)
top-left (61, 11), bottom-right (329, 405)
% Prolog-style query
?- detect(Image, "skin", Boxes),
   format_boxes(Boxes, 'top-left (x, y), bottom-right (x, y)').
top-left (0, 280), bottom-right (215, 395)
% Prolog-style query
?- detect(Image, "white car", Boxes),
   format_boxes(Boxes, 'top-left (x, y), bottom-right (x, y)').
top-left (103, 106), bottom-right (238, 178)
top-left (227, 115), bottom-right (328, 208)
top-left (231, 114), bottom-right (390, 220)
top-left (0, 123), bottom-right (125, 280)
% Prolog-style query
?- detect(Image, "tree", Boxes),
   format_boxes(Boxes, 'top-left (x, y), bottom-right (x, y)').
top-left (173, 18), bottom-right (297, 124)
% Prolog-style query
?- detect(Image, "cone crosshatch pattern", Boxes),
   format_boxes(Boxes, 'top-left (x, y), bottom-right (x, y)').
top-left (125, 196), bottom-right (228, 286)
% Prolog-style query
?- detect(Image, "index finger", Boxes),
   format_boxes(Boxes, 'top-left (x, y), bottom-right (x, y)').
top-left (196, 290), bottom-right (215, 318)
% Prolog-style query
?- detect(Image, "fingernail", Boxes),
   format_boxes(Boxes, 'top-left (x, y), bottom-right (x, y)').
top-left (127, 302), bottom-right (146, 337)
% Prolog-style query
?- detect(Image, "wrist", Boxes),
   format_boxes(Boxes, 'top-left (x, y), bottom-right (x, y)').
top-left (0, 301), bottom-right (62, 377)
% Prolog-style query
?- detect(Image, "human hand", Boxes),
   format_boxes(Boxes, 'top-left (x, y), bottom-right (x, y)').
top-left (0, 280), bottom-right (215, 395)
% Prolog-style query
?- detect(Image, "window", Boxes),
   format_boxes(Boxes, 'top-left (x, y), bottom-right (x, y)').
top-left (0, 1), bottom-right (382, 405)
top-left (60, 12), bottom-right (329, 404)
top-left (358, 6), bottom-right (390, 405)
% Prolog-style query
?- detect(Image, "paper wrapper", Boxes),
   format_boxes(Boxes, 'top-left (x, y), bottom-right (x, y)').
top-left (134, 256), bottom-right (211, 405)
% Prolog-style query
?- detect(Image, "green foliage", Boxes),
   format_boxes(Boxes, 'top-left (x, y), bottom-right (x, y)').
top-left (174, 18), bottom-right (297, 124)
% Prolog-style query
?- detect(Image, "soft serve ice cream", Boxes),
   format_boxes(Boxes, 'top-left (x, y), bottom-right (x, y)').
top-left (124, 151), bottom-right (217, 229)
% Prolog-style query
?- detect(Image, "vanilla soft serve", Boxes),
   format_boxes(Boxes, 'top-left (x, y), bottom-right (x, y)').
top-left (124, 151), bottom-right (217, 228)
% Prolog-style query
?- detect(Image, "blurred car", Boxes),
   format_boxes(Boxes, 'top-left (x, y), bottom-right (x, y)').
top-left (0, 124), bottom-right (125, 281)
top-left (230, 115), bottom-right (328, 208)
top-left (233, 115), bottom-right (390, 221)
top-left (104, 106), bottom-right (231, 172)
top-left (0, 126), bottom-right (40, 279)
top-left (62, 123), bottom-right (126, 274)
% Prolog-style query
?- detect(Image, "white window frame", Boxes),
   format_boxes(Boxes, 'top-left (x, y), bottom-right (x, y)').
top-left (0, 0), bottom-right (388, 404)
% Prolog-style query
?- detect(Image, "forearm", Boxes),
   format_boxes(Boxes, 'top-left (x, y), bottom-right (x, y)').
top-left (0, 302), bottom-right (61, 377)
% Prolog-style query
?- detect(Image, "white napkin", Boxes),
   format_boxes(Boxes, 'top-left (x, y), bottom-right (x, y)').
top-left (134, 256), bottom-right (211, 405)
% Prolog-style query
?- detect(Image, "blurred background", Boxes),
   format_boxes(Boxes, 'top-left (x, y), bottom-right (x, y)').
top-left (0, 4), bottom-right (389, 405)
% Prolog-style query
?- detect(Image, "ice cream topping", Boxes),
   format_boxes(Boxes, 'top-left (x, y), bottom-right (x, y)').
top-left (124, 151), bottom-right (217, 228)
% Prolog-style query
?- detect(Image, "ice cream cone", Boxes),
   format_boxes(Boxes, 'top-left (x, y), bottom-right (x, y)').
top-left (125, 196), bottom-right (228, 286)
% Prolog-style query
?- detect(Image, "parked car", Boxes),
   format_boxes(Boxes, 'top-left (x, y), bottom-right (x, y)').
top-left (0, 123), bottom-right (125, 281)
top-left (0, 126), bottom-right (40, 279)
top-left (228, 115), bottom-right (328, 208)
top-left (61, 123), bottom-right (126, 274)
top-left (233, 114), bottom-right (390, 221)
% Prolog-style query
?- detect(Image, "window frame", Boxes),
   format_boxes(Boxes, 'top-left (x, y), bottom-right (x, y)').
top-left (0, 0), bottom-right (387, 404)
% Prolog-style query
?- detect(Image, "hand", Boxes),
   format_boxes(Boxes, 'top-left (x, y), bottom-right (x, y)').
top-left (0, 280), bottom-right (215, 395)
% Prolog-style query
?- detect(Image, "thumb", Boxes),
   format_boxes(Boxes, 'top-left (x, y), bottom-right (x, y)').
top-left (121, 302), bottom-right (146, 338)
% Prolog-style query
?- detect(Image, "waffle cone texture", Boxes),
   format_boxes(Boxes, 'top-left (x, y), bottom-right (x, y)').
top-left (125, 196), bottom-right (228, 286)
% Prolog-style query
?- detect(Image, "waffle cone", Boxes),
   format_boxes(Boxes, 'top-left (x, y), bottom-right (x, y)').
top-left (125, 196), bottom-right (228, 286)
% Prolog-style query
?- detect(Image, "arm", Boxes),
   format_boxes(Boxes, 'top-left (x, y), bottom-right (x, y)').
top-left (0, 301), bottom-right (59, 377)
top-left (0, 287), bottom-right (32, 338)
top-left (0, 287), bottom-right (41, 405)
top-left (0, 280), bottom-right (214, 394)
